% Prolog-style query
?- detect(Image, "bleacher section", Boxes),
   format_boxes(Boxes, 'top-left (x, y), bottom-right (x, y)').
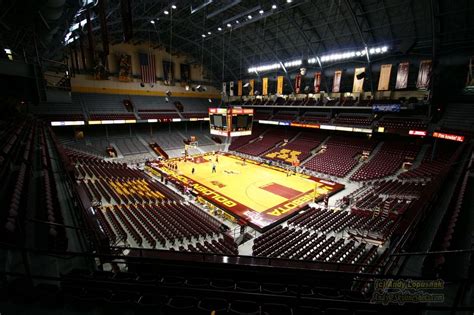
top-left (300, 111), bottom-right (331, 124)
top-left (264, 132), bottom-right (326, 164)
top-left (303, 136), bottom-right (376, 177)
top-left (351, 141), bottom-right (420, 181)
top-left (350, 180), bottom-right (424, 218)
top-left (377, 117), bottom-right (427, 130)
top-left (236, 129), bottom-right (299, 156)
top-left (72, 155), bottom-right (236, 251)
top-left (334, 114), bottom-right (373, 126)
top-left (439, 103), bottom-right (474, 131)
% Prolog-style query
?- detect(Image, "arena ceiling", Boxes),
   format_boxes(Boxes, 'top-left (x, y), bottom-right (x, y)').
top-left (1, 0), bottom-right (473, 81)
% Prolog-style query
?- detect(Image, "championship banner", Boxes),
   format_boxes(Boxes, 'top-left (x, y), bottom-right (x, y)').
top-left (229, 81), bottom-right (234, 96)
top-left (352, 67), bottom-right (365, 93)
top-left (314, 72), bottom-right (321, 93)
top-left (262, 77), bottom-right (269, 95)
top-left (378, 64), bottom-right (392, 91)
top-left (237, 80), bottom-right (243, 96)
top-left (333, 70), bottom-right (342, 93)
top-left (416, 60), bottom-right (432, 90)
top-left (249, 79), bottom-right (255, 96)
top-left (295, 74), bottom-right (302, 94)
top-left (277, 76), bottom-right (284, 94)
top-left (222, 82), bottom-right (227, 95)
top-left (395, 62), bottom-right (409, 89)
top-left (118, 54), bottom-right (132, 82)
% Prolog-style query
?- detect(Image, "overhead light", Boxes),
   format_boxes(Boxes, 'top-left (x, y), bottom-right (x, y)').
top-left (247, 15), bottom-right (252, 19)
top-left (208, 31), bottom-right (211, 35)
top-left (164, 10), bottom-right (169, 15)
top-left (272, 4), bottom-right (277, 9)
top-left (218, 27), bottom-right (222, 31)
top-left (235, 20), bottom-right (239, 24)
top-left (259, 10), bottom-right (264, 14)
top-left (150, 20), bottom-right (155, 24)
top-left (202, 34), bottom-right (206, 38)
top-left (171, 4), bottom-right (177, 9)
top-left (226, 23), bottom-right (232, 27)
top-left (4, 48), bottom-right (12, 54)
top-left (287, 0), bottom-right (292, 3)
top-left (381, 46), bottom-right (388, 52)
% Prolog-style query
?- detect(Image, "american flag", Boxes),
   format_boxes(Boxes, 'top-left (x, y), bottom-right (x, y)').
top-left (139, 53), bottom-right (156, 83)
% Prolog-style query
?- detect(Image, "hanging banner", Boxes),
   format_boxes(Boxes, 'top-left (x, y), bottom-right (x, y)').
top-left (237, 80), bottom-right (243, 96)
top-left (118, 54), bottom-right (132, 82)
top-left (295, 74), bottom-right (302, 93)
top-left (467, 56), bottom-right (474, 87)
top-left (313, 72), bottom-right (321, 93)
top-left (378, 64), bottom-right (392, 91)
top-left (180, 64), bottom-right (191, 83)
top-left (162, 61), bottom-right (174, 85)
top-left (229, 81), bottom-right (234, 96)
top-left (277, 76), bottom-right (284, 95)
top-left (249, 79), bottom-right (255, 96)
top-left (395, 62), bottom-right (409, 89)
top-left (333, 70), bottom-right (342, 93)
top-left (416, 60), bottom-right (432, 90)
top-left (222, 82), bottom-right (227, 95)
top-left (262, 77), bottom-right (268, 95)
top-left (352, 67), bottom-right (365, 93)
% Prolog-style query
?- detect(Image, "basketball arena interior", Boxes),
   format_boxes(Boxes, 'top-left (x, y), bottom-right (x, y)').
top-left (0, 0), bottom-right (473, 314)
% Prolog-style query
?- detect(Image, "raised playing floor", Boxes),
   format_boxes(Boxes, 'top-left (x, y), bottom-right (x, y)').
top-left (148, 153), bottom-right (344, 231)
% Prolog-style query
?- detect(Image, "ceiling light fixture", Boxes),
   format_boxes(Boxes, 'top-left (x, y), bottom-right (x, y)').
top-left (272, 4), bottom-right (277, 9)
top-left (171, 4), bottom-right (177, 9)
top-left (164, 10), bottom-right (169, 15)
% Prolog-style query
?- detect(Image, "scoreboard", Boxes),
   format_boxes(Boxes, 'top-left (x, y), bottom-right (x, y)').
top-left (209, 107), bottom-right (254, 137)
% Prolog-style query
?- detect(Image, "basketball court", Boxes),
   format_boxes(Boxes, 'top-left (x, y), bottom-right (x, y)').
top-left (149, 153), bottom-right (344, 231)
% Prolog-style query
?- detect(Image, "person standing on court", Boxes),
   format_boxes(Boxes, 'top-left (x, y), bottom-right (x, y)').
top-left (192, 167), bottom-right (195, 174)
top-left (212, 162), bottom-right (216, 173)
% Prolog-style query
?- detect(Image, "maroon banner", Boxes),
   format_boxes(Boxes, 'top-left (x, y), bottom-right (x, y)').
top-left (98, 0), bottom-right (109, 58)
top-left (416, 60), bottom-right (432, 90)
top-left (395, 62), bottom-right (409, 89)
top-left (295, 74), bottom-right (302, 93)
top-left (86, 9), bottom-right (95, 69)
top-left (120, 0), bottom-right (133, 42)
top-left (333, 70), bottom-right (342, 93)
top-left (314, 72), bottom-right (321, 93)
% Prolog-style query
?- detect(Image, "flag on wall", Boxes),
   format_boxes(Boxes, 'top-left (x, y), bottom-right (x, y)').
top-left (118, 54), bottom-right (132, 82)
top-left (416, 60), bottom-right (432, 90)
top-left (277, 76), bottom-right (284, 94)
top-left (378, 64), bottom-right (392, 91)
top-left (262, 77), bottom-right (268, 95)
top-left (139, 53), bottom-right (156, 83)
top-left (395, 62), bottom-right (409, 89)
top-left (353, 67), bottom-right (365, 93)
top-left (229, 81), bottom-right (234, 96)
top-left (333, 70), bottom-right (342, 93)
top-left (237, 80), bottom-right (243, 96)
top-left (314, 72), bottom-right (321, 93)
top-left (249, 79), bottom-right (255, 96)
top-left (295, 74), bottom-right (302, 94)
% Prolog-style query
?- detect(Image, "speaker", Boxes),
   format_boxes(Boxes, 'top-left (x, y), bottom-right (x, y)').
top-left (356, 72), bottom-right (366, 80)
